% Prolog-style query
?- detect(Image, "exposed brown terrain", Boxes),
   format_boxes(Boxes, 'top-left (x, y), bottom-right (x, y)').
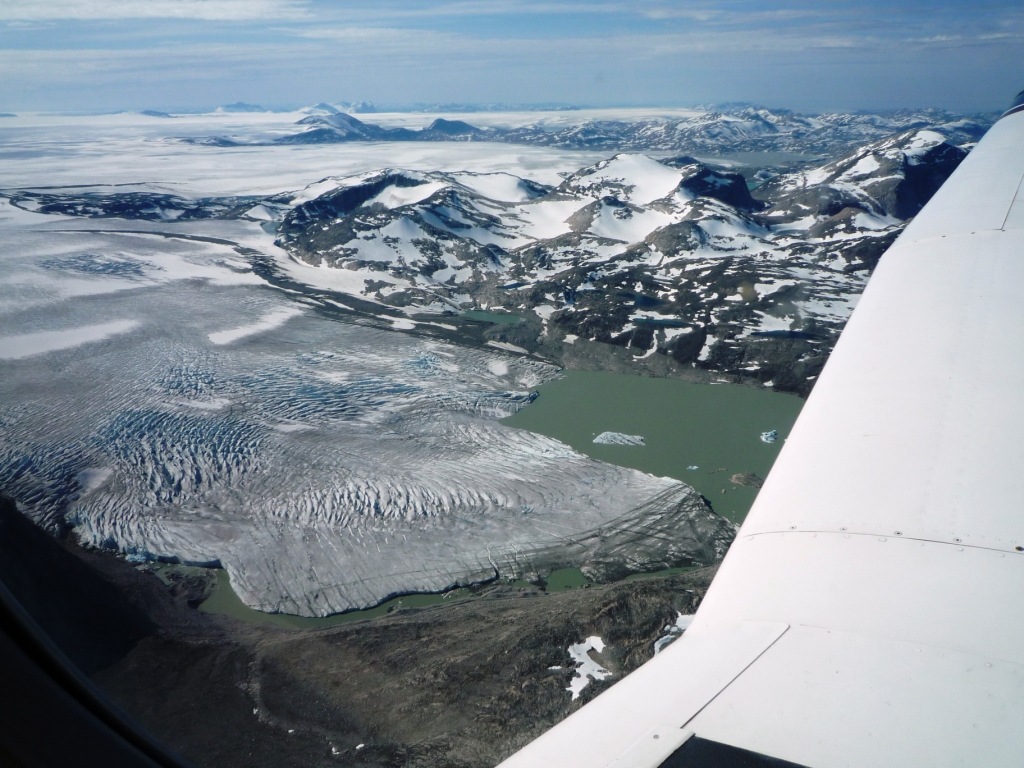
top-left (1, 496), bottom-right (714, 768)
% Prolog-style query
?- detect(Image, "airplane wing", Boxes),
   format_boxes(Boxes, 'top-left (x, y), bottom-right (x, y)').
top-left (499, 90), bottom-right (1024, 768)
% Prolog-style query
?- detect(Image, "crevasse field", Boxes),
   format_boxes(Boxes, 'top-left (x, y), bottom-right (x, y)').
top-left (0, 111), bottom-right (734, 617)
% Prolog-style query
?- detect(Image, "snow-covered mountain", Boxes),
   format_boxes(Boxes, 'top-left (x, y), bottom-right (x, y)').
top-left (217, 101), bottom-right (268, 113)
top-left (300, 100), bottom-right (378, 115)
top-left (10, 127), bottom-right (967, 396)
top-left (261, 129), bottom-right (966, 394)
top-left (267, 105), bottom-right (992, 159)
top-left (496, 107), bottom-right (990, 156)
top-left (759, 129), bottom-right (967, 224)
top-left (277, 112), bottom-right (485, 144)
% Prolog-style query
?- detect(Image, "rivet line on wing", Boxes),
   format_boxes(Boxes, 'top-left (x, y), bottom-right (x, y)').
top-left (742, 529), bottom-right (1024, 556)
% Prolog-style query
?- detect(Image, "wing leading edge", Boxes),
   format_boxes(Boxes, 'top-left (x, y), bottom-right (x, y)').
top-left (499, 92), bottom-right (1024, 768)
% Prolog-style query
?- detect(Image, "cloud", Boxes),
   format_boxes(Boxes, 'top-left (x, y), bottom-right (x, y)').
top-left (277, 25), bottom-right (853, 62)
top-left (0, 0), bottom-right (636, 24)
top-left (0, 1), bottom-right (1021, 112)
top-left (282, 1), bottom-right (628, 21)
top-left (0, 0), bottom-right (309, 21)
top-left (1, 22), bottom-right (1015, 91)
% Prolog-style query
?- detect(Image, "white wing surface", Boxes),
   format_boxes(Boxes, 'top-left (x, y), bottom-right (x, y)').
top-left (499, 95), bottom-right (1024, 768)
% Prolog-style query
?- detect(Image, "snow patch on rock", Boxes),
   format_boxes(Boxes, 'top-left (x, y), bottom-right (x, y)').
top-left (654, 613), bottom-right (694, 655)
top-left (566, 636), bottom-right (611, 700)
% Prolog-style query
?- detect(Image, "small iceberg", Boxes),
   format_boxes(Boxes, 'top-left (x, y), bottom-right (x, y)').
top-left (760, 429), bottom-right (778, 444)
top-left (686, 465), bottom-right (699, 471)
top-left (593, 431), bottom-right (645, 446)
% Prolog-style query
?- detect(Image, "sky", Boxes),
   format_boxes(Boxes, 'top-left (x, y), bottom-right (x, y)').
top-left (1, 0), bottom-right (1021, 114)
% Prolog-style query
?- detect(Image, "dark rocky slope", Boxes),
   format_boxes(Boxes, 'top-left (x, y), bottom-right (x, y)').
top-left (0, 495), bottom-right (712, 768)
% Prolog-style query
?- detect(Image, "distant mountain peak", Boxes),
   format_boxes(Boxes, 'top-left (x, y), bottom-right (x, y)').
top-left (218, 102), bottom-right (267, 113)
top-left (309, 102), bottom-right (340, 114)
top-left (424, 118), bottom-right (482, 135)
top-left (258, 106), bottom-right (993, 161)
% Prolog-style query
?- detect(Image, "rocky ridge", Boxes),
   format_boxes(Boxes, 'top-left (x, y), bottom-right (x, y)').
top-left (270, 105), bottom-right (991, 158)
top-left (493, 107), bottom-right (990, 157)
top-left (9, 128), bottom-right (971, 397)
top-left (267, 129), bottom-right (968, 395)
top-left (5, 127), bottom-right (972, 400)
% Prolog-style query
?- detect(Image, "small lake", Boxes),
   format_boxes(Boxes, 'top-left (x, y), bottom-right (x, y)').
top-left (198, 568), bottom-right (475, 628)
top-left (460, 309), bottom-right (522, 325)
top-left (198, 567), bottom-right (584, 626)
top-left (501, 370), bottom-right (803, 523)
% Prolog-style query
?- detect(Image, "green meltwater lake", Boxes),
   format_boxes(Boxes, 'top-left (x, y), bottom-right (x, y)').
top-left (199, 369), bottom-right (803, 623)
top-left (501, 370), bottom-right (804, 524)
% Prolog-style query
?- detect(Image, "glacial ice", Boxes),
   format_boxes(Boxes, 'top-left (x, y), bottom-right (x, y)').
top-left (0, 230), bottom-right (734, 617)
top-left (0, 320), bottom-right (140, 360)
top-left (207, 307), bottom-right (304, 345)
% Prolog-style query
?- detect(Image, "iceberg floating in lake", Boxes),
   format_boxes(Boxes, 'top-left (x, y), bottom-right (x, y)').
top-left (760, 429), bottom-right (779, 444)
top-left (593, 431), bottom-right (645, 446)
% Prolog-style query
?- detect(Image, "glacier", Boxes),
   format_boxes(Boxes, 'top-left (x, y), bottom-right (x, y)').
top-left (0, 212), bottom-right (732, 617)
